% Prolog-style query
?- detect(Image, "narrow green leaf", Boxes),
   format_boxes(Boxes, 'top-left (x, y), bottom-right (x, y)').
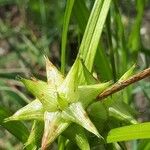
top-left (95, 46), bottom-right (112, 81)
top-left (61, 0), bottom-right (75, 74)
top-left (73, 0), bottom-right (112, 81)
top-left (103, 94), bottom-right (137, 124)
top-left (108, 101), bottom-right (137, 124)
top-left (0, 86), bottom-right (30, 105)
top-left (42, 111), bottom-right (69, 150)
top-left (62, 102), bottom-right (102, 139)
top-left (118, 64), bottom-right (136, 82)
top-left (113, 0), bottom-right (128, 74)
top-left (73, 0), bottom-right (89, 33)
top-left (0, 106), bottom-right (29, 143)
top-left (78, 0), bottom-right (104, 61)
top-left (58, 135), bottom-right (66, 150)
top-left (5, 99), bottom-right (44, 121)
top-left (78, 0), bottom-right (112, 71)
top-left (107, 122), bottom-right (150, 143)
top-left (106, 11), bottom-right (117, 81)
top-left (24, 120), bottom-right (44, 149)
top-left (128, 0), bottom-right (145, 53)
top-left (73, 0), bottom-right (112, 83)
top-left (64, 124), bottom-right (90, 150)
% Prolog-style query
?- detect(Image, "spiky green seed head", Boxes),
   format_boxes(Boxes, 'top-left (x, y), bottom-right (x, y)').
top-left (6, 58), bottom-right (112, 149)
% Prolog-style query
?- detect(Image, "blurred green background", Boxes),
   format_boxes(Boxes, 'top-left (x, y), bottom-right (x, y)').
top-left (0, 0), bottom-right (150, 149)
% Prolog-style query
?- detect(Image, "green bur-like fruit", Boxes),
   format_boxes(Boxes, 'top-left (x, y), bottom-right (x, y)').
top-left (5, 57), bottom-right (112, 149)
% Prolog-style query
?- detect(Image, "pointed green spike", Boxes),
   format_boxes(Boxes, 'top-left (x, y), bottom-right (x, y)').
top-left (80, 60), bottom-right (98, 85)
top-left (42, 111), bottom-right (69, 150)
top-left (5, 99), bottom-right (44, 122)
top-left (58, 59), bottom-right (79, 103)
top-left (118, 64), bottom-right (136, 82)
top-left (78, 81), bottom-right (112, 107)
top-left (63, 124), bottom-right (90, 150)
top-left (62, 102), bottom-right (102, 139)
top-left (45, 56), bottom-right (64, 87)
top-left (20, 78), bottom-right (58, 112)
top-left (24, 121), bottom-right (44, 149)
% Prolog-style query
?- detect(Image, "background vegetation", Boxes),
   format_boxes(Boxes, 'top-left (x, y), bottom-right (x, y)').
top-left (0, 0), bottom-right (150, 149)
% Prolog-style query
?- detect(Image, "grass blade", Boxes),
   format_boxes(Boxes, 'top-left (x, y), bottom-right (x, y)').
top-left (107, 122), bottom-right (150, 143)
top-left (0, 106), bottom-right (29, 143)
top-left (25, 121), bottom-right (44, 149)
top-left (73, 0), bottom-right (112, 81)
top-left (128, 0), bottom-right (146, 54)
top-left (73, 0), bottom-right (89, 33)
top-left (61, 0), bottom-right (75, 74)
top-left (63, 124), bottom-right (90, 150)
top-left (78, 0), bottom-right (112, 71)
top-left (0, 86), bottom-right (30, 104)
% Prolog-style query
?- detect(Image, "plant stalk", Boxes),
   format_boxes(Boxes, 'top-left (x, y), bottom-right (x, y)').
top-left (97, 67), bottom-right (150, 100)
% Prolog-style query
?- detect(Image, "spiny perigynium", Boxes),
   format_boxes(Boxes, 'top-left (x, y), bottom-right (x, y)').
top-left (5, 56), bottom-right (111, 150)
